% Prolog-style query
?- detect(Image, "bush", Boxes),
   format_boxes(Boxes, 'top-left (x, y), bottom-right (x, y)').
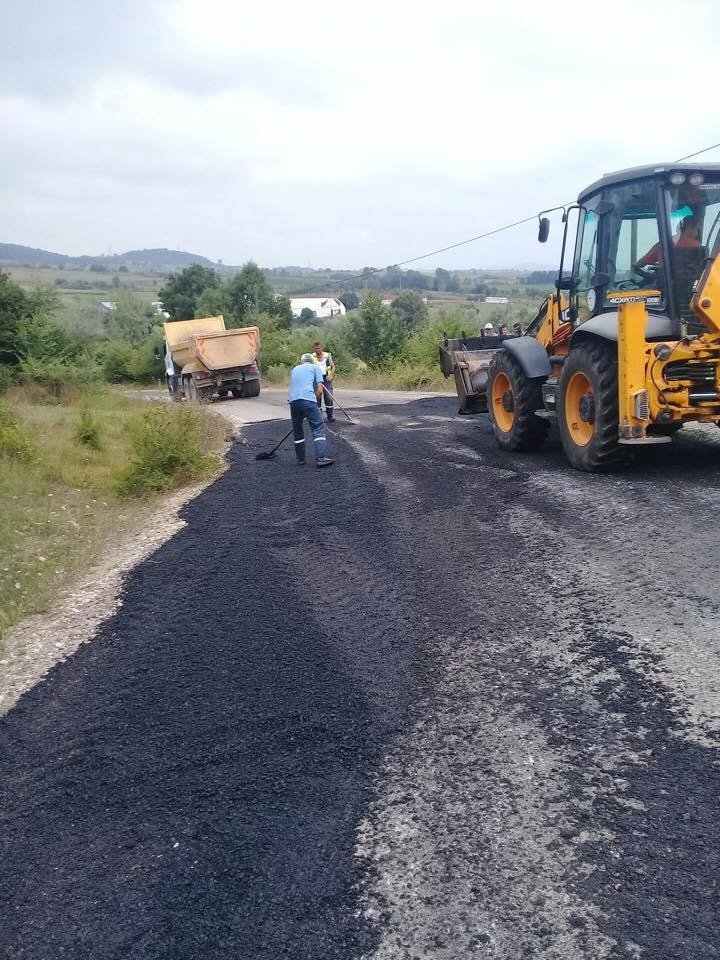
top-left (0, 364), bottom-right (14, 393)
top-left (264, 364), bottom-right (290, 384)
top-left (0, 402), bottom-right (34, 461)
top-left (383, 361), bottom-right (446, 390)
top-left (101, 342), bottom-right (135, 383)
top-left (402, 313), bottom-right (471, 368)
top-left (347, 295), bottom-right (408, 368)
top-left (18, 357), bottom-right (101, 398)
top-left (75, 406), bottom-right (102, 450)
top-left (100, 338), bottom-right (163, 384)
top-left (114, 405), bottom-right (218, 497)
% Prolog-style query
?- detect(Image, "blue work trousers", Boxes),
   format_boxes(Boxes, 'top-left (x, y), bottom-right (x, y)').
top-left (290, 399), bottom-right (327, 462)
top-left (317, 377), bottom-right (334, 420)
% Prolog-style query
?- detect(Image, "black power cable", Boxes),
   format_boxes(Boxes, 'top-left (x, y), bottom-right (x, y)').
top-left (281, 141), bottom-right (720, 299)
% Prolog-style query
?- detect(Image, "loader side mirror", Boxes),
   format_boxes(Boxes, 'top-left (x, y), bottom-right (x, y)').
top-left (556, 275), bottom-right (579, 291)
top-left (538, 217), bottom-right (550, 243)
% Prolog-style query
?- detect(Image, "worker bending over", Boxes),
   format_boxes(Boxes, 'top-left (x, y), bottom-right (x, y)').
top-left (288, 354), bottom-right (334, 468)
top-left (313, 341), bottom-right (336, 422)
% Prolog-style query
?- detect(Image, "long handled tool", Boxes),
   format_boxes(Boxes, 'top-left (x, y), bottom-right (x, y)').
top-left (255, 426), bottom-right (294, 460)
top-left (322, 384), bottom-right (358, 425)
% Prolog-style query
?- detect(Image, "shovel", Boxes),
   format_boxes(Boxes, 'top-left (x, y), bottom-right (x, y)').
top-left (255, 426), bottom-right (294, 461)
top-left (322, 385), bottom-right (358, 425)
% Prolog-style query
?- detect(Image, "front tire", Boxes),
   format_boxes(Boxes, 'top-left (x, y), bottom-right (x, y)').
top-left (558, 338), bottom-right (620, 471)
top-left (487, 351), bottom-right (548, 451)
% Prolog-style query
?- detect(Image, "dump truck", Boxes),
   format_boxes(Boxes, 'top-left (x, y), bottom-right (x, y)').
top-left (161, 315), bottom-right (261, 403)
top-left (440, 162), bottom-right (720, 470)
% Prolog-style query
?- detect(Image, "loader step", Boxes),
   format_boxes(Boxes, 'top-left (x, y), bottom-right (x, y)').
top-left (618, 435), bottom-right (672, 445)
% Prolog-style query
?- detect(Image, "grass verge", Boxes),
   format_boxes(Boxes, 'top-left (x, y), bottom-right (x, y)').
top-left (0, 387), bottom-right (226, 644)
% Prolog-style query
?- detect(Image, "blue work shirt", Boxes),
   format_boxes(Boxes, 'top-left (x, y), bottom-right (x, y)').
top-left (288, 362), bottom-right (323, 403)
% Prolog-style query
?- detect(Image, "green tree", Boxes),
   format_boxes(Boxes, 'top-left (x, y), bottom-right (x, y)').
top-left (0, 272), bottom-right (34, 369)
top-left (433, 267), bottom-right (451, 292)
top-left (347, 294), bottom-right (408, 368)
top-left (0, 274), bottom-right (61, 372)
top-left (224, 261), bottom-right (291, 329)
top-left (391, 291), bottom-right (428, 332)
top-left (195, 284), bottom-right (228, 318)
top-left (339, 291), bottom-right (359, 311)
top-left (102, 292), bottom-right (157, 345)
top-left (158, 264), bottom-right (221, 320)
top-left (298, 306), bottom-right (316, 324)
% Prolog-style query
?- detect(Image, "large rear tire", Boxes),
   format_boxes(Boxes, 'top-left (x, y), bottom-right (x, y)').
top-left (167, 375), bottom-right (181, 402)
top-left (243, 379), bottom-right (261, 398)
top-left (558, 338), bottom-right (620, 471)
top-left (185, 375), bottom-right (199, 404)
top-left (487, 351), bottom-right (549, 451)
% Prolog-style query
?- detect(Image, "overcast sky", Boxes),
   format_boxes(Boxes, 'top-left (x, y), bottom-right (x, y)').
top-left (2, 0), bottom-right (719, 269)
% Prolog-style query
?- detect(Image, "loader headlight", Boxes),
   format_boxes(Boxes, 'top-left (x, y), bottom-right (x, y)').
top-left (654, 343), bottom-right (672, 360)
top-left (689, 173), bottom-right (705, 186)
top-left (670, 172), bottom-right (686, 185)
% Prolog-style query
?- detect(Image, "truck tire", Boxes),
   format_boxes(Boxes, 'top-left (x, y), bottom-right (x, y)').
top-left (244, 379), bottom-right (261, 398)
top-left (231, 388), bottom-right (243, 399)
top-left (558, 338), bottom-right (620, 471)
top-left (487, 351), bottom-right (548, 451)
top-left (185, 375), bottom-right (199, 404)
top-left (167, 375), bottom-right (181, 402)
top-left (218, 389), bottom-right (229, 398)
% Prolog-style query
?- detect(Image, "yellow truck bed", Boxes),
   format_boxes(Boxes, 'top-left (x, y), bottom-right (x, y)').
top-left (163, 316), bottom-right (261, 372)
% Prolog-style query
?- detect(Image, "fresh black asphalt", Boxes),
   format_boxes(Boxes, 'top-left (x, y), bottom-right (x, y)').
top-left (1, 397), bottom-right (719, 958)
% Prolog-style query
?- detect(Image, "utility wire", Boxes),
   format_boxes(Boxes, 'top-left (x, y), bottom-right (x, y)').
top-left (284, 140), bottom-right (720, 297)
top-left (674, 141), bottom-right (720, 163)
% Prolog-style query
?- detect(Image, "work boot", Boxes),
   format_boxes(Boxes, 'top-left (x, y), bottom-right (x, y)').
top-left (327, 416), bottom-right (335, 422)
top-left (316, 457), bottom-right (334, 469)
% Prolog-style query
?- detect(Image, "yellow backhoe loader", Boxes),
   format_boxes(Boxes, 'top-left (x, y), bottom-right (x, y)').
top-left (440, 163), bottom-right (720, 470)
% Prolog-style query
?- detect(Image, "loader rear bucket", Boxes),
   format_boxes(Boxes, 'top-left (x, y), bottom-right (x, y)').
top-left (439, 334), bottom-right (503, 415)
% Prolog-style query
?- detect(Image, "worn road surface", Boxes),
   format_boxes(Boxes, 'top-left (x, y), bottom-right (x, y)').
top-left (2, 396), bottom-right (720, 959)
top-left (132, 386), bottom-right (452, 425)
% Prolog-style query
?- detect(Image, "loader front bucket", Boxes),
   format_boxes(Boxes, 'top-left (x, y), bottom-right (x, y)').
top-left (439, 335), bottom-right (503, 415)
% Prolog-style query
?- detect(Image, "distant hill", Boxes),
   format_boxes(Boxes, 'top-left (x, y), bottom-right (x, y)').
top-left (0, 243), bottom-right (219, 272)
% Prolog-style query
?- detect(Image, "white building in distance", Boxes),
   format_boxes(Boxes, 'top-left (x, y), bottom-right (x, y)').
top-left (290, 297), bottom-right (346, 319)
top-left (485, 296), bottom-right (509, 304)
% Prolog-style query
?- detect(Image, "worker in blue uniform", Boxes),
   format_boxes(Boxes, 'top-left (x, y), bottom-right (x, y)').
top-left (288, 354), bottom-right (335, 468)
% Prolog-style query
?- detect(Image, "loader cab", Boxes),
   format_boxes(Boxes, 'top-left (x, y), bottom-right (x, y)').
top-left (553, 164), bottom-right (720, 337)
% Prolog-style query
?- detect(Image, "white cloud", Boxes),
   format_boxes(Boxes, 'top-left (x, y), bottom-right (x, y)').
top-left (1, 0), bottom-right (719, 267)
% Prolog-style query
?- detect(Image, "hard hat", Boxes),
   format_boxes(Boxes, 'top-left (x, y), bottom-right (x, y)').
top-left (301, 353), bottom-right (314, 363)
top-left (484, 322), bottom-right (494, 329)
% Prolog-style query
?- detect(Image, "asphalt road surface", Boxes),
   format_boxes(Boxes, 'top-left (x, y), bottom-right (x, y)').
top-left (2, 396), bottom-right (720, 959)
top-left (132, 386), bottom-right (453, 425)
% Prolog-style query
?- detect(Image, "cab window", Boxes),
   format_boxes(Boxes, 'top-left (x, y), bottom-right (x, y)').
top-left (574, 205), bottom-right (598, 323)
top-left (604, 180), bottom-right (664, 308)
